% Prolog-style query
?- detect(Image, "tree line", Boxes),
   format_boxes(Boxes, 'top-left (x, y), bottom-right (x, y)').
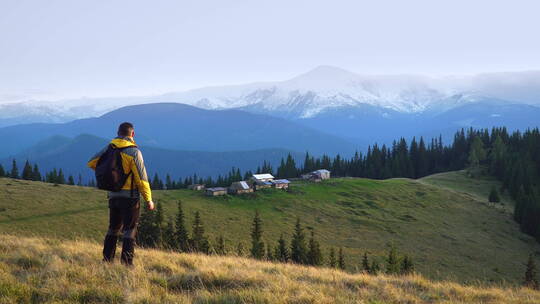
top-left (0, 159), bottom-right (90, 186)
top-left (136, 201), bottom-right (415, 275)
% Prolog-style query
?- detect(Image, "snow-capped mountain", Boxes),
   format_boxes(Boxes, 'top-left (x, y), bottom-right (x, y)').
top-left (1, 66), bottom-right (539, 126)
top-left (158, 66), bottom-right (540, 118)
top-left (161, 66), bottom-right (458, 117)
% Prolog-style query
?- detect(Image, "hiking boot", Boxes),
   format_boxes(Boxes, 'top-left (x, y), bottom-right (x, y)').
top-left (102, 234), bottom-right (118, 262)
top-left (121, 238), bottom-right (135, 266)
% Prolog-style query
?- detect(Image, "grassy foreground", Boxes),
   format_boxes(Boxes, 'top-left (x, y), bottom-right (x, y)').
top-left (1, 173), bottom-right (539, 283)
top-left (0, 234), bottom-right (539, 304)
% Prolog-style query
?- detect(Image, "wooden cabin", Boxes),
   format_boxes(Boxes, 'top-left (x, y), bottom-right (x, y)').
top-left (271, 179), bottom-right (290, 189)
top-left (314, 169), bottom-right (331, 180)
top-left (302, 169), bottom-right (331, 181)
top-left (254, 180), bottom-right (272, 190)
top-left (205, 187), bottom-right (227, 196)
top-left (228, 181), bottom-right (254, 194)
top-left (251, 173), bottom-right (275, 190)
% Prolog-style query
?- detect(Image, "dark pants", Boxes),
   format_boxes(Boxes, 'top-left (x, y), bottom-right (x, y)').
top-left (102, 198), bottom-right (140, 265)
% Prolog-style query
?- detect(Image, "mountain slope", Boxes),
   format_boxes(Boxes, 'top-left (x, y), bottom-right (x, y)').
top-left (1, 234), bottom-right (539, 304)
top-left (420, 169), bottom-right (515, 208)
top-left (1, 174), bottom-right (539, 283)
top-left (0, 103), bottom-right (356, 158)
top-left (0, 134), bottom-right (304, 181)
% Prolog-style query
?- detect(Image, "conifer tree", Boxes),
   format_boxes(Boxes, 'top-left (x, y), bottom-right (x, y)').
top-left (489, 135), bottom-right (507, 178)
top-left (369, 260), bottom-right (380, 275)
top-left (386, 246), bottom-right (400, 274)
top-left (362, 252), bottom-right (370, 273)
top-left (328, 248), bottom-right (337, 268)
top-left (77, 174), bottom-right (83, 186)
top-left (467, 152), bottom-right (479, 176)
top-left (46, 169), bottom-right (57, 183)
top-left (290, 218), bottom-right (308, 264)
top-left (275, 234), bottom-right (289, 262)
top-left (524, 254), bottom-right (539, 289)
top-left (175, 201), bottom-right (190, 252)
top-left (303, 152), bottom-right (315, 173)
top-left (57, 169), bottom-right (65, 184)
top-left (0, 164), bottom-right (5, 177)
top-left (467, 136), bottom-right (486, 177)
top-left (67, 175), bottom-right (75, 185)
top-left (163, 219), bottom-right (176, 249)
top-left (250, 210), bottom-right (265, 259)
top-left (488, 186), bottom-right (501, 203)
top-left (21, 160), bottom-right (33, 180)
top-left (154, 202), bottom-right (165, 248)
top-left (338, 247), bottom-right (346, 270)
top-left (137, 206), bottom-right (158, 247)
top-left (400, 255), bottom-right (414, 275)
top-left (258, 160), bottom-right (273, 175)
top-left (265, 242), bottom-right (273, 261)
top-left (10, 159), bottom-right (19, 179)
top-left (32, 164), bottom-right (41, 181)
top-left (215, 235), bottom-right (226, 255)
top-left (307, 230), bottom-right (323, 266)
top-left (191, 211), bottom-right (209, 253)
top-left (151, 173), bottom-right (162, 190)
top-left (165, 174), bottom-right (173, 189)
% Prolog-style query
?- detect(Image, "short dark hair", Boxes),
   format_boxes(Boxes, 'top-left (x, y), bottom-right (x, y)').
top-left (118, 122), bottom-right (134, 136)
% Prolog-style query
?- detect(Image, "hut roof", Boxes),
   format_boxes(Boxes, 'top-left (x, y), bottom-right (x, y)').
top-left (272, 179), bottom-right (290, 184)
top-left (231, 181), bottom-right (251, 190)
top-left (252, 173), bottom-right (275, 180)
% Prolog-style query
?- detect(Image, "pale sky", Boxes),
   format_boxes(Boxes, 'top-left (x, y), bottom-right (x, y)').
top-left (1, 0), bottom-right (539, 102)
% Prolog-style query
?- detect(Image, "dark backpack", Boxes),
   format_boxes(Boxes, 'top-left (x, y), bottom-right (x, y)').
top-left (95, 144), bottom-right (135, 192)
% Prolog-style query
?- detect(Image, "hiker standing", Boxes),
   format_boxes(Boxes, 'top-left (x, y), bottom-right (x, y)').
top-left (87, 122), bottom-right (154, 265)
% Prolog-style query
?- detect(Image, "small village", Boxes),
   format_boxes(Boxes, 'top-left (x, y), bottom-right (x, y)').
top-left (188, 169), bottom-right (331, 196)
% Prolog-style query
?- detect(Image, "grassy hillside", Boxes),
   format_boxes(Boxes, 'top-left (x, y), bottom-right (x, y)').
top-left (420, 169), bottom-right (515, 212)
top-left (1, 174), bottom-right (539, 284)
top-left (1, 234), bottom-right (539, 304)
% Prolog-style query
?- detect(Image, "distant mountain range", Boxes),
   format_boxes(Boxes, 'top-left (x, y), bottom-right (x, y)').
top-left (294, 100), bottom-right (540, 143)
top-left (0, 102), bottom-right (352, 157)
top-left (0, 134), bottom-right (305, 182)
top-left (2, 66), bottom-right (540, 125)
top-left (0, 66), bottom-right (539, 178)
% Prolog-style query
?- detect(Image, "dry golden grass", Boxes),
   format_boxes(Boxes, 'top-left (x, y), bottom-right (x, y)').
top-left (0, 234), bottom-right (539, 304)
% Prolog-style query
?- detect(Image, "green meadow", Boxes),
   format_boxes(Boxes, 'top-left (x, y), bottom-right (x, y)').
top-left (1, 171), bottom-right (538, 284)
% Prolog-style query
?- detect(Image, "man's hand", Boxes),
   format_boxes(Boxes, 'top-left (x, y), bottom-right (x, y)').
top-left (146, 201), bottom-right (155, 211)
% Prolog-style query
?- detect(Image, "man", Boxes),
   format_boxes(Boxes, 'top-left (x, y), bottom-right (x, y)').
top-left (88, 122), bottom-right (154, 266)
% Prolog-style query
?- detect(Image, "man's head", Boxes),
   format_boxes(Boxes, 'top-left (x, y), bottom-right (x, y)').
top-left (118, 122), bottom-right (135, 138)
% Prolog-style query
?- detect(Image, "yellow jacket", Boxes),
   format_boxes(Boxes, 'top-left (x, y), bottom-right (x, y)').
top-left (87, 137), bottom-right (152, 202)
